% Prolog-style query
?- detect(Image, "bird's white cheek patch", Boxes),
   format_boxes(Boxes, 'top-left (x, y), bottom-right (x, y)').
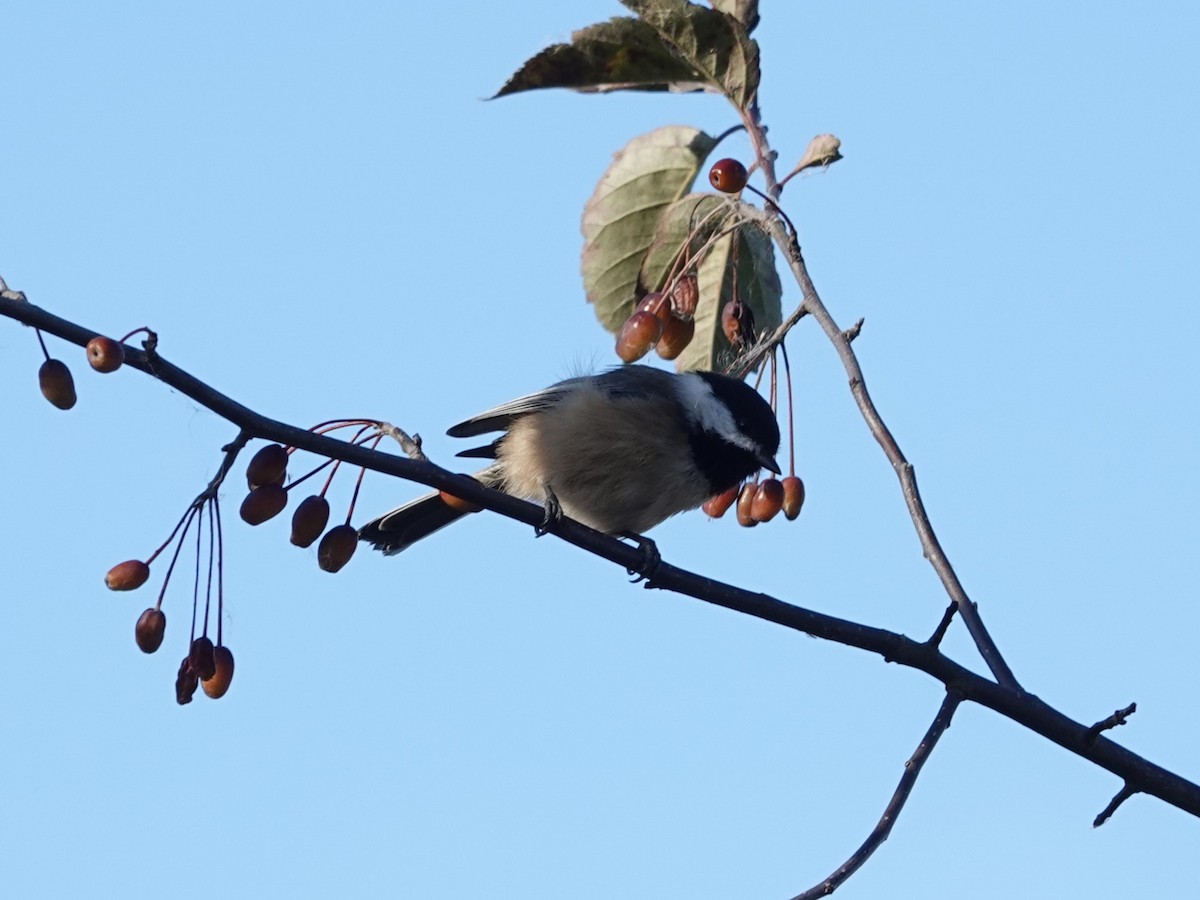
top-left (674, 374), bottom-right (758, 454)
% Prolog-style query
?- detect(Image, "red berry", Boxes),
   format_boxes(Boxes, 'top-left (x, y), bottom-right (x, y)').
top-left (736, 483), bottom-right (758, 527)
top-left (616, 310), bottom-right (664, 363)
top-left (246, 444), bottom-right (289, 489)
top-left (751, 478), bottom-right (785, 522)
top-left (290, 495), bottom-right (331, 547)
top-left (201, 645), bottom-right (235, 699)
top-left (106, 559), bottom-right (150, 591)
top-left (702, 484), bottom-right (739, 519)
top-left (134, 608), bottom-right (166, 654)
top-left (318, 524), bottom-right (358, 573)
top-left (782, 476), bottom-right (806, 521)
top-left (86, 336), bottom-right (124, 373)
top-left (240, 483), bottom-right (288, 525)
top-left (38, 358), bottom-right (77, 410)
top-left (637, 291), bottom-right (671, 323)
top-left (709, 158), bottom-right (748, 193)
top-left (655, 314), bottom-right (695, 360)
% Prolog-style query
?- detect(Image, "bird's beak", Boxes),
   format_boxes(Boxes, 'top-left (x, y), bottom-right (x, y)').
top-left (759, 453), bottom-right (782, 475)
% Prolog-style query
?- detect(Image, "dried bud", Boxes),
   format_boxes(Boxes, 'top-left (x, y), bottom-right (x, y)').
top-left (188, 636), bottom-right (217, 681)
top-left (792, 134), bottom-right (843, 175)
top-left (721, 299), bottom-right (755, 347)
top-left (669, 274), bottom-right (699, 318)
top-left (175, 656), bottom-right (199, 705)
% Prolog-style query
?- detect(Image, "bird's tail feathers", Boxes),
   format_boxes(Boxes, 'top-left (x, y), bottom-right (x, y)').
top-left (358, 467), bottom-right (501, 555)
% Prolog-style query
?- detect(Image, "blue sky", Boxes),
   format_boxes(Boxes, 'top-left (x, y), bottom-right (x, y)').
top-left (2, 3), bottom-right (1198, 898)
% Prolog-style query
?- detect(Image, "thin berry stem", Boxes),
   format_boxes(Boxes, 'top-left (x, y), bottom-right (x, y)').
top-left (117, 326), bottom-right (152, 345)
top-left (309, 418), bottom-right (382, 433)
top-left (214, 496), bottom-right (225, 647)
top-left (155, 504), bottom-right (199, 612)
top-left (192, 501), bottom-right (204, 640)
top-left (780, 342), bottom-right (796, 476)
top-left (146, 501), bottom-right (200, 566)
top-left (345, 433), bottom-right (384, 525)
top-left (203, 500), bottom-right (216, 638)
top-left (745, 183), bottom-right (797, 240)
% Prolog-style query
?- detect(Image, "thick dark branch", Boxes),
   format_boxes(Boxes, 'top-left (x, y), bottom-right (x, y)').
top-left (5, 294), bottom-right (1200, 822)
top-left (793, 691), bottom-right (963, 900)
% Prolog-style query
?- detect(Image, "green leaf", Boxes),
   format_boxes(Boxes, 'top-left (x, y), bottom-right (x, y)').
top-left (581, 127), bottom-right (718, 333)
top-left (710, 0), bottom-right (760, 34)
top-left (621, 0), bottom-right (760, 108)
top-left (492, 17), bottom-right (711, 98)
top-left (636, 193), bottom-right (731, 298)
top-left (492, 2), bottom-right (760, 105)
top-left (668, 201), bottom-right (782, 373)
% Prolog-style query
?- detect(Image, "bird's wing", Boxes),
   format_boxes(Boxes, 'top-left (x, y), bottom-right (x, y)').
top-left (445, 367), bottom-right (675, 443)
top-left (445, 377), bottom-right (588, 438)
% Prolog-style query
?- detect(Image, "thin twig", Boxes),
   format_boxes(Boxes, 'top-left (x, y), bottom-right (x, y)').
top-left (378, 422), bottom-right (426, 461)
top-left (1085, 703), bottom-right (1137, 746)
top-left (750, 211), bottom-right (1020, 691)
top-left (793, 691), bottom-right (963, 900)
top-left (734, 106), bottom-right (1019, 689)
top-left (926, 602), bottom-right (957, 649)
top-left (1094, 783), bottom-right (1137, 828)
top-left (203, 431), bottom-right (252, 501)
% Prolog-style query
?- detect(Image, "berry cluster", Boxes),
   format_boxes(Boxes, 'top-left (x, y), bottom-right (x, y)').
top-left (31, 322), bottom-right (241, 702)
top-left (614, 157), bottom-right (764, 365)
top-left (98, 419), bottom-right (395, 704)
top-left (616, 275), bottom-right (700, 363)
top-left (703, 474), bottom-right (805, 526)
top-left (105, 495), bottom-right (235, 704)
top-left (617, 158), bottom-right (808, 530)
top-left (29, 312), bottom-right (414, 703)
top-left (236, 419), bottom-right (393, 573)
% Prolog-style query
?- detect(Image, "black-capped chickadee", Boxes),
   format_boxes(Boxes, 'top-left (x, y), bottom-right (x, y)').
top-left (359, 365), bottom-right (781, 555)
